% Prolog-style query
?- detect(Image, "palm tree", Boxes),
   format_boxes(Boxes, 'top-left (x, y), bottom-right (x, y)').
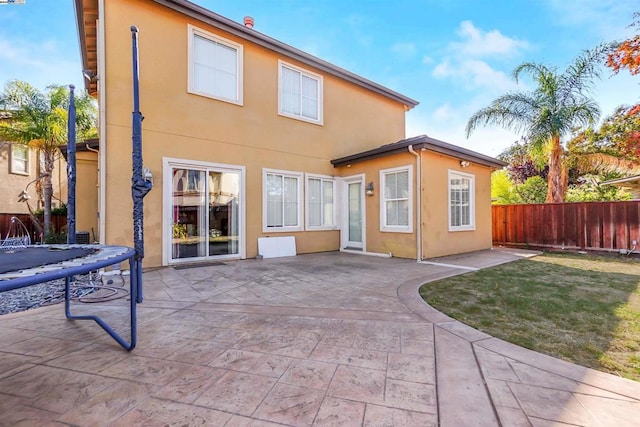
top-left (0, 80), bottom-right (97, 237)
top-left (466, 46), bottom-right (608, 202)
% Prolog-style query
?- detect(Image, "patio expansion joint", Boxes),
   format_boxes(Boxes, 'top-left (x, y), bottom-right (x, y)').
top-left (469, 338), bottom-right (511, 425)
top-left (186, 302), bottom-right (420, 322)
top-left (474, 338), bottom-right (640, 403)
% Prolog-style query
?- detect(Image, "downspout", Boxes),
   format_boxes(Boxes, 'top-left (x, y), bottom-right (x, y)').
top-left (408, 145), bottom-right (422, 261)
top-left (97, 0), bottom-right (106, 243)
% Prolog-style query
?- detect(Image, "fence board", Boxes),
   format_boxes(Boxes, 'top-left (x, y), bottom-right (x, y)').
top-left (0, 213), bottom-right (66, 243)
top-left (492, 201), bottom-right (640, 252)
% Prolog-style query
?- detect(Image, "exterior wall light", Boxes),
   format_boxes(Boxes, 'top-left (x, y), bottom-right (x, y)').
top-left (365, 181), bottom-right (375, 196)
top-left (144, 168), bottom-right (154, 187)
top-left (460, 160), bottom-right (470, 168)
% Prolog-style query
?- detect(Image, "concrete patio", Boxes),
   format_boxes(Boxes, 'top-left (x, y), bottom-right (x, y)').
top-left (1, 248), bottom-right (639, 426)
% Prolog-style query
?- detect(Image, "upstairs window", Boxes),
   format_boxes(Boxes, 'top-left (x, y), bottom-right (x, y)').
top-left (188, 25), bottom-right (243, 104)
top-left (306, 175), bottom-right (335, 230)
top-left (380, 166), bottom-right (412, 233)
top-left (449, 170), bottom-right (475, 231)
top-left (10, 144), bottom-right (29, 175)
top-left (263, 169), bottom-right (303, 232)
top-left (279, 61), bottom-right (323, 124)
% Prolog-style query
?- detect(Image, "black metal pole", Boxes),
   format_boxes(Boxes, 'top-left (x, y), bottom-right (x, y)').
top-left (131, 26), bottom-right (152, 303)
top-left (67, 85), bottom-right (76, 244)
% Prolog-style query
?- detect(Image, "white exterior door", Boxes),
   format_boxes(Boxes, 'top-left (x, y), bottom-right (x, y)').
top-left (341, 175), bottom-right (365, 250)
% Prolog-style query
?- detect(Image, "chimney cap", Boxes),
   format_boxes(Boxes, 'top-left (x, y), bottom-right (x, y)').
top-left (243, 16), bottom-right (254, 28)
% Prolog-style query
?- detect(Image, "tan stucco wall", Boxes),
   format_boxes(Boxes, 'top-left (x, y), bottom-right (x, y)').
top-left (421, 152), bottom-right (494, 258)
top-left (101, 0), bottom-right (408, 266)
top-left (333, 150), bottom-right (495, 260)
top-left (75, 151), bottom-right (98, 240)
top-left (335, 153), bottom-right (418, 259)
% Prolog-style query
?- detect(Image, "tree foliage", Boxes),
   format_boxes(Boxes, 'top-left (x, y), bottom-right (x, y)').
top-left (0, 80), bottom-right (97, 236)
top-left (566, 175), bottom-right (631, 202)
top-left (607, 12), bottom-right (640, 76)
top-left (491, 170), bottom-right (548, 205)
top-left (467, 46), bottom-right (609, 203)
top-left (568, 105), bottom-right (640, 163)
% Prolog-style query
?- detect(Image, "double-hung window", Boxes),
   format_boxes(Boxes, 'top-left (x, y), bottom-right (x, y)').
top-left (278, 61), bottom-right (323, 124)
top-left (10, 144), bottom-right (29, 175)
top-left (306, 175), bottom-right (335, 230)
top-left (263, 169), bottom-right (303, 232)
top-left (188, 25), bottom-right (243, 104)
top-left (449, 170), bottom-right (475, 231)
top-left (380, 166), bottom-right (412, 232)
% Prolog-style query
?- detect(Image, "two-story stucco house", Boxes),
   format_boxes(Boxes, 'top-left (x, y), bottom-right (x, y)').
top-left (74, 0), bottom-right (505, 268)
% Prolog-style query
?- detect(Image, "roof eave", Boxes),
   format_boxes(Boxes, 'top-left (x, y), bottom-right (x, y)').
top-left (600, 175), bottom-right (640, 186)
top-left (74, 0), bottom-right (99, 95)
top-left (331, 135), bottom-right (507, 169)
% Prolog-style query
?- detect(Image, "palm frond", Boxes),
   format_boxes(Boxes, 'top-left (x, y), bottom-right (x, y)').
top-left (465, 92), bottom-right (539, 137)
top-left (558, 44), bottom-right (611, 103)
top-left (512, 62), bottom-right (553, 84)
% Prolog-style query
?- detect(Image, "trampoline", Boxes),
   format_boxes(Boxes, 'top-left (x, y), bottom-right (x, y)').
top-left (0, 245), bottom-right (140, 350)
top-left (0, 27), bottom-right (151, 352)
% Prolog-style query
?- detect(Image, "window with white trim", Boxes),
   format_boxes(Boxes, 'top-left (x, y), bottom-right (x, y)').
top-left (10, 144), bottom-right (29, 175)
top-left (188, 25), bottom-right (243, 104)
top-left (380, 166), bottom-right (412, 232)
top-left (263, 169), bottom-right (303, 232)
top-left (306, 175), bottom-right (335, 230)
top-left (278, 61), bottom-right (323, 124)
top-left (449, 170), bottom-right (475, 231)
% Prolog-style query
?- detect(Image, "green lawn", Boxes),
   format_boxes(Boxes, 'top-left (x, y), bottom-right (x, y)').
top-left (419, 252), bottom-right (640, 381)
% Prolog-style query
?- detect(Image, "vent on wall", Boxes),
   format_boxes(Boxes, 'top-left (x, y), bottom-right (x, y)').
top-left (75, 231), bottom-right (90, 244)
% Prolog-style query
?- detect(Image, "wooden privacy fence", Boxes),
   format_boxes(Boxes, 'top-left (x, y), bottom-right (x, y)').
top-left (0, 213), bottom-right (66, 243)
top-left (492, 201), bottom-right (640, 252)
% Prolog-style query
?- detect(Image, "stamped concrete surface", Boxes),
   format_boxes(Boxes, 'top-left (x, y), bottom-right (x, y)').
top-left (1, 248), bottom-right (639, 426)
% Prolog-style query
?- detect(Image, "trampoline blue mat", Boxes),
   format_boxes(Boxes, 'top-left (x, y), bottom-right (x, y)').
top-left (0, 247), bottom-right (96, 275)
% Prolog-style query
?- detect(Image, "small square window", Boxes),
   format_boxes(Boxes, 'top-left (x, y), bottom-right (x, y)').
top-left (10, 144), bottom-right (29, 175)
top-left (263, 169), bottom-right (303, 232)
top-left (449, 170), bottom-right (475, 231)
top-left (188, 25), bottom-right (243, 105)
top-left (278, 61), bottom-right (323, 124)
top-left (380, 166), bottom-right (413, 233)
top-left (306, 175), bottom-right (335, 230)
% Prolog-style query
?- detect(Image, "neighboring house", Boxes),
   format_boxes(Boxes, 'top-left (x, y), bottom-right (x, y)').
top-left (74, 0), bottom-right (506, 267)
top-left (601, 175), bottom-right (640, 200)
top-left (0, 113), bottom-right (68, 215)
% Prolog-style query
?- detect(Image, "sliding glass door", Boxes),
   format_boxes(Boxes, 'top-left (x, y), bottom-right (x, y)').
top-left (169, 163), bottom-right (243, 262)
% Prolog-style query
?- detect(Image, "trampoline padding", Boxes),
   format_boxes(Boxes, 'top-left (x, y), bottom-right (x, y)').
top-left (0, 247), bottom-right (96, 274)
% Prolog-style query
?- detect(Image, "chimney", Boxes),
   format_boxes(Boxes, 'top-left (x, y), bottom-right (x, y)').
top-left (243, 16), bottom-right (254, 29)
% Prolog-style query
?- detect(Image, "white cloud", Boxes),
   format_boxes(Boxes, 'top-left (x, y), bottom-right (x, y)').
top-left (432, 59), bottom-right (453, 78)
top-left (454, 20), bottom-right (529, 58)
top-left (429, 21), bottom-right (528, 95)
top-left (432, 103), bottom-right (457, 121)
top-left (432, 58), bottom-right (519, 93)
top-left (391, 42), bottom-right (417, 60)
top-left (0, 36), bottom-right (83, 92)
top-left (422, 55), bottom-right (433, 65)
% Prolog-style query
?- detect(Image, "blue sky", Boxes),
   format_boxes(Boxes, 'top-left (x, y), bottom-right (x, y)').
top-left (0, 0), bottom-right (638, 157)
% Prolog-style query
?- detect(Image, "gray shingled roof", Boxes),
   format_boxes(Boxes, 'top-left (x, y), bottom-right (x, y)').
top-left (331, 135), bottom-right (507, 169)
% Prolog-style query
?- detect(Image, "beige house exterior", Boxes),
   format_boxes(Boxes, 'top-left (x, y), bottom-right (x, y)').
top-left (74, 0), bottom-right (505, 267)
top-left (0, 129), bottom-right (68, 217)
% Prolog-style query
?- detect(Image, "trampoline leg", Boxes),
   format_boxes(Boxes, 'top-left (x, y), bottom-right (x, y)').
top-left (136, 258), bottom-right (143, 303)
top-left (64, 257), bottom-right (138, 351)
